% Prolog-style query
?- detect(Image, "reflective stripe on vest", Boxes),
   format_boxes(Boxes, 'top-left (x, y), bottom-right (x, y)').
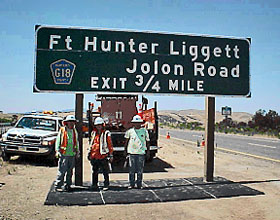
top-left (90, 130), bottom-right (110, 156)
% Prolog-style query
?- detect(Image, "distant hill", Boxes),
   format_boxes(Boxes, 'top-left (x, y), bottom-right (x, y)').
top-left (1, 109), bottom-right (253, 126)
top-left (158, 109), bottom-right (253, 126)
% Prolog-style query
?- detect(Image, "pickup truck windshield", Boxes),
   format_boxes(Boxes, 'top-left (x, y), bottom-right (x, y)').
top-left (16, 117), bottom-right (57, 131)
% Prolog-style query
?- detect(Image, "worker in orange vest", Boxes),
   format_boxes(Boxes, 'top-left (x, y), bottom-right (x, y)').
top-left (88, 117), bottom-right (114, 191)
top-left (54, 115), bottom-right (80, 192)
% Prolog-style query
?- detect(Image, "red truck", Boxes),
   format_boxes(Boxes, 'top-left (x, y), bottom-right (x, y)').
top-left (87, 94), bottom-right (159, 161)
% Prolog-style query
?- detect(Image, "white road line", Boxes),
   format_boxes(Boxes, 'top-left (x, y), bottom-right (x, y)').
top-left (215, 132), bottom-right (280, 143)
top-left (267, 139), bottom-right (280, 143)
top-left (217, 147), bottom-right (280, 163)
top-left (248, 138), bottom-right (280, 143)
top-left (160, 134), bottom-right (280, 163)
top-left (248, 143), bottom-right (276, 149)
top-left (182, 179), bottom-right (217, 199)
top-left (192, 134), bottom-right (201, 137)
top-left (143, 182), bottom-right (163, 202)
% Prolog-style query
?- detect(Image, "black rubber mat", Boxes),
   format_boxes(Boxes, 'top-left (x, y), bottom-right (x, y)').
top-left (44, 177), bottom-right (264, 206)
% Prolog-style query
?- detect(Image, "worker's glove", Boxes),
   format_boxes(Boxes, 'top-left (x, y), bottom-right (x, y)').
top-left (108, 155), bottom-right (113, 163)
top-left (87, 153), bottom-right (91, 161)
top-left (123, 155), bottom-right (129, 168)
top-left (55, 151), bottom-right (61, 158)
top-left (123, 151), bottom-right (127, 158)
top-left (76, 151), bottom-right (80, 158)
top-left (145, 150), bottom-right (150, 160)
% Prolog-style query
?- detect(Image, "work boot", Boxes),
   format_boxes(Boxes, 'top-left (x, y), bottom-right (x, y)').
top-left (54, 187), bottom-right (63, 192)
top-left (64, 185), bottom-right (72, 192)
top-left (103, 186), bottom-right (109, 191)
top-left (54, 184), bottom-right (63, 192)
top-left (90, 185), bottom-right (99, 191)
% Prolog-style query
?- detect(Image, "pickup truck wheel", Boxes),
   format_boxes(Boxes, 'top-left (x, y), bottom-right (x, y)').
top-left (48, 157), bottom-right (58, 167)
top-left (47, 150), bottom-right (58, 166)
top-left (2, 151), bottom-right (11, 161)
top-left (49, 153), bottom-right (58, 166)
top-left (52, 158), bottom-right (58, 166)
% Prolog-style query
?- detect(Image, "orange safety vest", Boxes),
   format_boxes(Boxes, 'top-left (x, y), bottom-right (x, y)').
top-left (59, 127), bottom-right (78, 155)
top-left (89, 129), bottom-right (113, 159)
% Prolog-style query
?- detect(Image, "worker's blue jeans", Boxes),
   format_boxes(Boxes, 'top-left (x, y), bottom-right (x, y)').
top-left (129, 154), bottom-right (145, 187)
top-left (55, 155), bottom-right (75, 189)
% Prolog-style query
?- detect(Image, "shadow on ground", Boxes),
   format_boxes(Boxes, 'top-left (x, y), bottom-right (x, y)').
top-left (7, 155), bottom-right (56, 167)
top-left (6, 155), bottom-right (174, 173)
top-left (112, 157), bottom-right (174, 173)
top-left (45, 176), bottom-right (269, 206)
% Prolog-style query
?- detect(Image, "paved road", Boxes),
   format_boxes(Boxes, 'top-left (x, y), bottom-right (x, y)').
top-left (160, 128), bottom-right (280, 162)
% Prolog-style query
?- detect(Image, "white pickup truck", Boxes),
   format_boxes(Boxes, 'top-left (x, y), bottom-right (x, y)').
top-left (0, 114), bottom-right (63, 165)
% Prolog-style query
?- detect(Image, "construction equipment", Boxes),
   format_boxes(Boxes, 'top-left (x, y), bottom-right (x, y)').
top-left (87, 95), bottom-right (159, 161)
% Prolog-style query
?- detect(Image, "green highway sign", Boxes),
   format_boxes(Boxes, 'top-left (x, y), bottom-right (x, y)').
top-left (34, 25), bottom-right (250, 96)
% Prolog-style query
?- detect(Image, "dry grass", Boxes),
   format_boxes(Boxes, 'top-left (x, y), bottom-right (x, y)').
top-left (159, 109), bottom-right (253, 125)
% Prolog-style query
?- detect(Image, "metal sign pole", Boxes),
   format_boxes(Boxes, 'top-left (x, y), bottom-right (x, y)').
top-left (87, 102), bottom-right (93, 142)
top-left (75, 93), bottom-right (84, 186)
top-left (154, 101), bottom-right (158, 141)
top-left (204, 96), bottom-right (215, 182)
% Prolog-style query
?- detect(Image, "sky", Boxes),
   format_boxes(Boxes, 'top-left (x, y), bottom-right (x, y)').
top-left (0, 0), bottom-right (279, 114)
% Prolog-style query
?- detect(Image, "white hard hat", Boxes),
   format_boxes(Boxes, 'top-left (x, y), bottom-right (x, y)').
top-left (94, 117), bottom-right (104, 125)
top-left (131, 115), bottom-right (143, 123)
top-left (64, 115), bottom-right (76, 122)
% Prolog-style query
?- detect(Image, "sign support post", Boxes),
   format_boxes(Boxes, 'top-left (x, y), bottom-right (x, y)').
top-left (75, 93), bottom-right (84, 186)
top-left (204, 96), bottom-right (215, 182)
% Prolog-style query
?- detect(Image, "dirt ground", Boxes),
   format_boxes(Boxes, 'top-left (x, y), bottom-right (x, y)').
top-left (0, 135), bottom-right (280, 220)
